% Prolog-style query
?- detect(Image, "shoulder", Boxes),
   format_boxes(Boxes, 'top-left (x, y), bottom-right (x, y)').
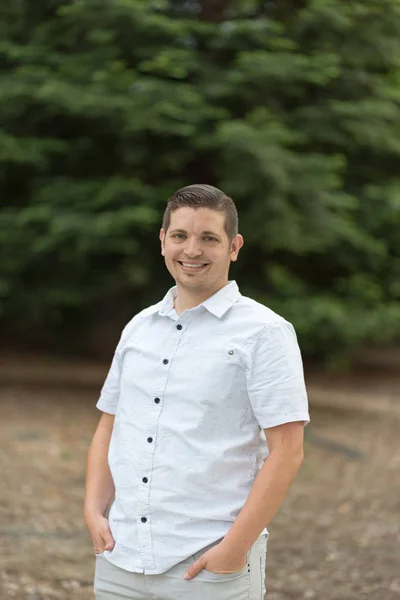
top-left (236, 294), bottom-right (302, 348)
top-left (118, 301), bottom-right (162, 346)
top-left (222, 294), bottom-right (297, 351)
top-left (232, 294), bottom-right (288, 330)
top-left (233, 299), bottom-right (304, 374)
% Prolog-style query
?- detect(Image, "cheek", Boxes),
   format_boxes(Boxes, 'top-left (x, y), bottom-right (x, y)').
top-left (162, 244), bottom-right (174, 258)
top-left (211, 252), bottom-right (230, 266)
top-left (164, 250), bottom-right (180, 264)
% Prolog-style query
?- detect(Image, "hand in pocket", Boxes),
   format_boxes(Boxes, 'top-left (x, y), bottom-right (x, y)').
top-left (85, 513), bottom-right (115, 555)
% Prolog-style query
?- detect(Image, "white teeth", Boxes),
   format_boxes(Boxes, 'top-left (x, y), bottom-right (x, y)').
top-left (181, 263), bottom-right (206, 268)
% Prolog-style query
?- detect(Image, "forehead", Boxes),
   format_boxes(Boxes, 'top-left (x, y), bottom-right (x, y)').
top-left (168, 207), bottom-right (226, 233)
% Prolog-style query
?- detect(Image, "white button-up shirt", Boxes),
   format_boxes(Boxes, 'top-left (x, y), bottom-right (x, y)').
top-left (96, 281), bottom-right (310, 574)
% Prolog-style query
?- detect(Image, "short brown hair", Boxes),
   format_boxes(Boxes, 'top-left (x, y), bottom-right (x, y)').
top-left (162, 184), bottom-right (238, 240)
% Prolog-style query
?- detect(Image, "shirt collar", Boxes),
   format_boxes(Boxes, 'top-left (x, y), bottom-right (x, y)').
top-left (143, 281), bottom-right (241, 319)
top-left (201, 281), bottom-right (241, 318)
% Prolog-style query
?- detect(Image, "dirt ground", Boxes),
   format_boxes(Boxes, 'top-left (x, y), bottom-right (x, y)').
top-left (0, 359), bottom-right (399, 600)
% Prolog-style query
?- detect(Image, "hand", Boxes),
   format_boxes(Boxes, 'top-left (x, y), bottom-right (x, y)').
top-left (184, 540), bottom-right (247, 580)
top-left (85, 513), bottom-right (115, 555)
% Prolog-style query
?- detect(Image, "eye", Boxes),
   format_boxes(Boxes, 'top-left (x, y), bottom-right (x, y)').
top-left (203, 236), bottom-right (218, 242)
top-left (172, 233), bottom-right (186, 240)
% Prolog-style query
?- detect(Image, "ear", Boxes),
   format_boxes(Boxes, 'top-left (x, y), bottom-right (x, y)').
top-left (160, 228), bottom-right (166, 256)
top-left (230, 234), bottom-right (244, 262)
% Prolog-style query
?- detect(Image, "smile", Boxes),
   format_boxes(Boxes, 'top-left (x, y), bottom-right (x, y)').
top-left (177, 261), bottom-right (209, 270)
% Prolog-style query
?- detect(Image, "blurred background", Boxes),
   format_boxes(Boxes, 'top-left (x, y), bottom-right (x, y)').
top-left (0, 1), bottom-right (399, 599)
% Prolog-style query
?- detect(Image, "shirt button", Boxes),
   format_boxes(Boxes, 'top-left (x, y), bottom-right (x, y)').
top-left (142, 477), bottom-right (148, 483)
top-left (154, 398), bottom-right (160, 404)
top-left (176, 324), bottom-right (182, 330)
top-left (163, 359), bottom-right (169, 365)
top-left (141, 517), bottom-right (147, 523)
top-left (147, 437), bottom-right (153, 443)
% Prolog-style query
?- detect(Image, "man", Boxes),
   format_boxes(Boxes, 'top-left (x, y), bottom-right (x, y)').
top-left (84, 184), bottom-right (310, 600)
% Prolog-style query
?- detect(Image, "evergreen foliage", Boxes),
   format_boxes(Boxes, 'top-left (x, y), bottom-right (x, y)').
top-left (1, 0), bottom-right (400, 361)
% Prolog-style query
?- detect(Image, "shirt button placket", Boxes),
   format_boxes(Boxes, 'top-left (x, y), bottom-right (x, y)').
top-left (136, 325), bottom-right (181, 572)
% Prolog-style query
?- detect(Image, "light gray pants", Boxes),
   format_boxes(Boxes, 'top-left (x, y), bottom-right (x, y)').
top-left (94, 535), bottom-right (267, 600)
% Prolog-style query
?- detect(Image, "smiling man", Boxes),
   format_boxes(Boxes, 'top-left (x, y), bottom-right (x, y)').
top-left (84, 184), bottom-right (310, 600)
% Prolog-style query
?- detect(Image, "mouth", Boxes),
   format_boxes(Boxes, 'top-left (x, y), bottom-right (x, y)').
top-left (177, 261), bottom-right (209, 273)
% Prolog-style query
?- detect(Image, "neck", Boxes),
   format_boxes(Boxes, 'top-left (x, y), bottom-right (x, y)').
top-left (174, 281), bottom-right (229, 315)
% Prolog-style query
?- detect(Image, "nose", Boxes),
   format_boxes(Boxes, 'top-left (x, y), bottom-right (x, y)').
top-left (183, 237), bottom-right (202, 258)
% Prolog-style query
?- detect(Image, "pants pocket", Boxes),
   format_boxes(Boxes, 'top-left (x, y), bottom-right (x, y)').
top-left (191, 542), bottom-right (250, 582)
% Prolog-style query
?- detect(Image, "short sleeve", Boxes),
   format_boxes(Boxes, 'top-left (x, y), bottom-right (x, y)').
top-left (246, 319), bottom-right (310, 429)
top-left (96, 325), bottom-right (130, 415)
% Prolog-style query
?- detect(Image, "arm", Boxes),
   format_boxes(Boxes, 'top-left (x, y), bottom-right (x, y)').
top-left (223, 321), bottom-right (307, 551)
top-left (184, 421), bottom-right (304, 578)
top-left (84, 412), bottom-right (116, 553)
top-left (222, 421), bottom-right (304, 552)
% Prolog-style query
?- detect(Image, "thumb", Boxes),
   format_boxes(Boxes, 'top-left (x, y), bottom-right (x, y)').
top-left (184, 557), bottom-right (204, 580)
top-left (103, 531), bottom-right (115, 551)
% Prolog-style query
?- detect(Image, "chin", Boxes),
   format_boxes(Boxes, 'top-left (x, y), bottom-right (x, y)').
top-left (180, 278), bottom-right (207, 289)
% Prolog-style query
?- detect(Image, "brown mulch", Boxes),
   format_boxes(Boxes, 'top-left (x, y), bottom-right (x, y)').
top-left (0, 359), bottom-right (399, 600)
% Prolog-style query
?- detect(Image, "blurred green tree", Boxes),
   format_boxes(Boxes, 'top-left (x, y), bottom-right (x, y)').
top-left (1, 0), bottom-right (399, 362)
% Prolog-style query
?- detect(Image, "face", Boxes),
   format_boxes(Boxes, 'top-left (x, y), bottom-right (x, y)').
top-left (160, 207), bottom-right (243, 298)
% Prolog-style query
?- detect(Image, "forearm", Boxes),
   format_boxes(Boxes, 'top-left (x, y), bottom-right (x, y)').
top-left (84, 422), bottom-right (115, 519)
top-left (222, 448), bottom-right (303, 555)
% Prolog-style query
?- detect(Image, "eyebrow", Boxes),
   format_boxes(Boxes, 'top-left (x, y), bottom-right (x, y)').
top-left (202, 230), bottom-right (221, 238)
top-left (170, 229), bottom-right (221, 238)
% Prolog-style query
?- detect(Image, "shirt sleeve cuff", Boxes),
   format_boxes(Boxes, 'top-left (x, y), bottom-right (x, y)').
top-left (96, 398), bottom-right (117, 415)
top-left (259, 413), bottom-right (310, 429)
